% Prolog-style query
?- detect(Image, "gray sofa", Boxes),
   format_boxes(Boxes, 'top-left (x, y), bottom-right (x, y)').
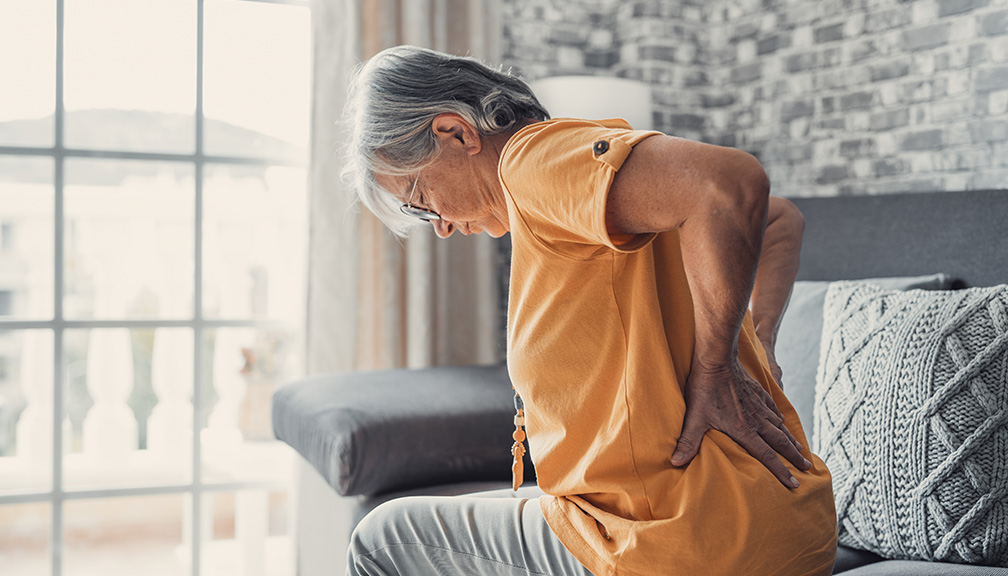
top-left (273, 189), bottom-right (1008, 575)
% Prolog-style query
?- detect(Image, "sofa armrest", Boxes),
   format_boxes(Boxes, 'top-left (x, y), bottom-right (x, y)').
top-left (272, 363), bottom-right (531, 497)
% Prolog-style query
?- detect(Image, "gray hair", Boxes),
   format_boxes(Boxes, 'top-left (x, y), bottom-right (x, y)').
top-left (341, 45), bottom-right (549, 236)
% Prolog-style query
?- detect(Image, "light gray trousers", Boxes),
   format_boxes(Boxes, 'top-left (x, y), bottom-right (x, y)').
top-left (346, 488), bottom-right (596, 576)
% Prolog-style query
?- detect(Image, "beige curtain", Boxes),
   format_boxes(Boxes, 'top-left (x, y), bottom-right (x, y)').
top-left (306, 0), bottom-right (504, 375)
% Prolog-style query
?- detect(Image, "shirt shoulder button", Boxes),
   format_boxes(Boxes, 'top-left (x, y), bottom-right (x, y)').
top-left (592, 140), bottom-right (609, 155)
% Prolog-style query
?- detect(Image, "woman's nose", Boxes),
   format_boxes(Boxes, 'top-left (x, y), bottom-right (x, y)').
top-left (433, 219), bottom-right (454, 238)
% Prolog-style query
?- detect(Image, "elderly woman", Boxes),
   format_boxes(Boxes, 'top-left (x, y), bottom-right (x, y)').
top-left (342, 45), bottom-right (837, 576)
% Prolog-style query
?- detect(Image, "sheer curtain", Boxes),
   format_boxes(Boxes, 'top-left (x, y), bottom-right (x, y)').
top-left (307, 0), bottom-right (504, 376)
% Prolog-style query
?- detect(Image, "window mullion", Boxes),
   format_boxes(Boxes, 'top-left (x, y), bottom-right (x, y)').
top-left (52, 0), bottom-right (66, 575)
top-left (192, 1), bottom-right (206, 575)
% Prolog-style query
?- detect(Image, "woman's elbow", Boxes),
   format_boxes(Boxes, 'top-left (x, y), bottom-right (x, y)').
top-left (768, 196), bottom-right (805, 239)
top-left (742, 152), bottom-right (771, 212)
top-left (717, 150), bottom-right (771, 224)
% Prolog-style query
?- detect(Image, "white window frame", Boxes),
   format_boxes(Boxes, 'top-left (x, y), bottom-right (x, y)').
top-left (0, 0), bottom-right (310, 574)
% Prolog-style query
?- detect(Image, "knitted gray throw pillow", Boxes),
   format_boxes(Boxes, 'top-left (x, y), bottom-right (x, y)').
top-left (815, 282), bottom-right (1008, 566)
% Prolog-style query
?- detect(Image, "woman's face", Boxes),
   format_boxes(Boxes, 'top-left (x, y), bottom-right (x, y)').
top-left (377, 126), bottom-right (510, 239)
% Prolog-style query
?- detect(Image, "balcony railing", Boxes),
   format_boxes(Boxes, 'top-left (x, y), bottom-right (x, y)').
top-left (0, 327), bottom-right (297, 576)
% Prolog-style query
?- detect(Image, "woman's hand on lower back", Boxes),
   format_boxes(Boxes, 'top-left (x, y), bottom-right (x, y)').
top-left (670, 357), bottom-right (811, 488)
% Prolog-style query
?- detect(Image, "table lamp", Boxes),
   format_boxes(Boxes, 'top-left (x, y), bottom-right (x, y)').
top-left (529, 75), bottom-right (654, 131)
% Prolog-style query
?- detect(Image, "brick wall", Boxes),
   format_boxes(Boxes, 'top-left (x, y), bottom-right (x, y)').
top-left (502, 0), bottom-right (1008, 196)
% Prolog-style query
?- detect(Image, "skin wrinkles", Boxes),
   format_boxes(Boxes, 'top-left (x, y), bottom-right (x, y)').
top-left (375, 114), bottom-right (522, 239)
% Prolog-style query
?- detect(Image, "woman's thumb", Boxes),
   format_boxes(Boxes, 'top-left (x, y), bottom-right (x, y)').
top-left (670, 416), bottom-right (706, 466)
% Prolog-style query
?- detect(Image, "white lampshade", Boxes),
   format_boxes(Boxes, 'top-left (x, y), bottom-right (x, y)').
top-left (529, 75), bottom-right (654, 131)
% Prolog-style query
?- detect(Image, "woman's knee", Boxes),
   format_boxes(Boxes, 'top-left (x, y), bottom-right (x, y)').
top-left (346, 498), bottom-right (429, 575)
top-left (349, 499), bottom-right (401, 557)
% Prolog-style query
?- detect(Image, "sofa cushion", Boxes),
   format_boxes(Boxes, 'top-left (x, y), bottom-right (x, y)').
top-left (777, 274), bottom-right (953, 433)
top-left (833, 545), bottom-right (884, 573)
top-left (837, 560), bottom-right (1008, 575)
top-left (815, 282), bottom-right (1008, 566)
top-left (272, 363), bottom-right (531, 496)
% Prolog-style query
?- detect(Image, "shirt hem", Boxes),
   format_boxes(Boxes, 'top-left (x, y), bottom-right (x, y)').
top-left (540, 496), bottom-right (616, 576)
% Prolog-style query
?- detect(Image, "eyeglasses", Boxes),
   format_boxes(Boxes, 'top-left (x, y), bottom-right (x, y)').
top-left (399, 177), bottom-right (441, 222)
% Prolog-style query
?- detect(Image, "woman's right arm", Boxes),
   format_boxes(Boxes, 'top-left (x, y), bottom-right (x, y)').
top-left (605, 134), bottom-right (810, 488)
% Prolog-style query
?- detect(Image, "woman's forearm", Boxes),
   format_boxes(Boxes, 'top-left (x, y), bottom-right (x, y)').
top-left (677, 155), bottom-right (771, 370)
top-left (750, 197), bottom-right (805, 351)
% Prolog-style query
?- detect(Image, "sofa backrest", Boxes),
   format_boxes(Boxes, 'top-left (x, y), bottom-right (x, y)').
top-left (789, 190), bottom-right (1008, 288)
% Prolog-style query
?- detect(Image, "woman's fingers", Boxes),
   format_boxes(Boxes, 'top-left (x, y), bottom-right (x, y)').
top-left (677, 359), bottom-right (812, 488)
top-left (762, 392), bottom-right (805, 456)
top-left (736, 428), bottom-right (802, 488)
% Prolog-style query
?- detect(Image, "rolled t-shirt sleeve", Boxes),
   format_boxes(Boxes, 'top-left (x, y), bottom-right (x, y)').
top-left (498, 118), bottom-right (662, 256)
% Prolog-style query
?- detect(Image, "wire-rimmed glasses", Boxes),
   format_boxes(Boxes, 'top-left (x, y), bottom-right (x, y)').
top-left (399, 177), bottom-right (441, 222)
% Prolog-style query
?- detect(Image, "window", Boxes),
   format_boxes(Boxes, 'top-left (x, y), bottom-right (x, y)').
top-left (0, 1), bottom-right (310, 574)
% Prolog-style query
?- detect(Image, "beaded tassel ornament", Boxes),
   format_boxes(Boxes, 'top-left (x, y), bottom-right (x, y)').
top-left (511, 388), bottom-right (526, 491)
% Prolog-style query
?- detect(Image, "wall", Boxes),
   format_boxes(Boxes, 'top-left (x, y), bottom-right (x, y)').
top-left (502, 0), bottom-right (1008, 197)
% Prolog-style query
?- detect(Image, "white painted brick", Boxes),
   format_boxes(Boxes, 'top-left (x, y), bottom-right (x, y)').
top-left (812, 185), bottom-right (840, 197)
top-left (814, 140), bottom-right (840, 158)
top-left (787, 72), bottom-right (813, 93)
top-left (950, 17), bottom-right (978, 42)
top-left (992, 142), bottom-right (1008, 167)
top-left (794, 26), bottom-right (814, 48)
top-left (557, 46), bottom-right (584, 69)
top-left (750, 125), bottom-right (774, 143)
top-left (879, 30), bottom-right (903, 55)
top-left (947, 70), bottom-right (971, 95)
top-left (738, 39), bottom-right (758, 62)
top-left (847, 111), bottom-right (872, 130)
top-left (945, 173), bottom-right (970, 190)
top-left (790, 118), bottom-right (811, 138)
top-left (760, 102), bottom-right (775, 123)
top-left (709, 110), bottom-right (729, 130)
top-left (910, 152), bottom-right (937, 172)
top-left (588, 29), bottom-right (614, 49)
top-left (762, 56), bottom-right (783, 78)
top-left (876, 133), bottom-right (899, 155)
top-left (880, 84), bottom-right (901, 106)
top-left (761, 13), bottom-right (778, 32)
top-left (913, 53), bottom-right (936, 75)
top-left (990, 37), bottom-right (1008, 62)
top-left (542, 5), bottom-right (562, 20)
top-left (854, 158), bottom-right (873, 178)
top-left (621, 43), bottom-right (638, 64)
top-left (932, 97), bottom-right (971, 120)
top-left (738, 86), bottom-right (756, 106)
top-left (679, 43), bottom-right (696, 63)
top-left (845, 12), bottom-right (867, 38)
top-left (990, 90), bottom-right (1008, 114)
top-left (949, 123), bottom-right (972, 145)
top-left (912, 0), bottom-right (939, 24)
top-left (709, 26), bottom-right (729, 48)
top-left (973, 168), bottom-right (1008, 188)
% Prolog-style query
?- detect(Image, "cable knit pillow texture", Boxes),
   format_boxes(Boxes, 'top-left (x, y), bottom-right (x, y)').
top-left (815, 282), bottom-right (1008, 566)
top-left (778, 274), bottom-right (953, 434)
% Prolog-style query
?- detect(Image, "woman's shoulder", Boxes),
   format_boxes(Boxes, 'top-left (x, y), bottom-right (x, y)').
top-left (499, 118), bottom-right (636, 188)
top-left (503, 117), bottom-right (634, 155)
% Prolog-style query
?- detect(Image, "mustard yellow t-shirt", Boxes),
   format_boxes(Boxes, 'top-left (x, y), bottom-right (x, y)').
top-left (498, 118), bottom-right (838, 576)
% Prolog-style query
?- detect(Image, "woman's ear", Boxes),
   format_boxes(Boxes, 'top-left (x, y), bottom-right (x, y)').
top-left (431, 114), bottom-right (482, 155)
